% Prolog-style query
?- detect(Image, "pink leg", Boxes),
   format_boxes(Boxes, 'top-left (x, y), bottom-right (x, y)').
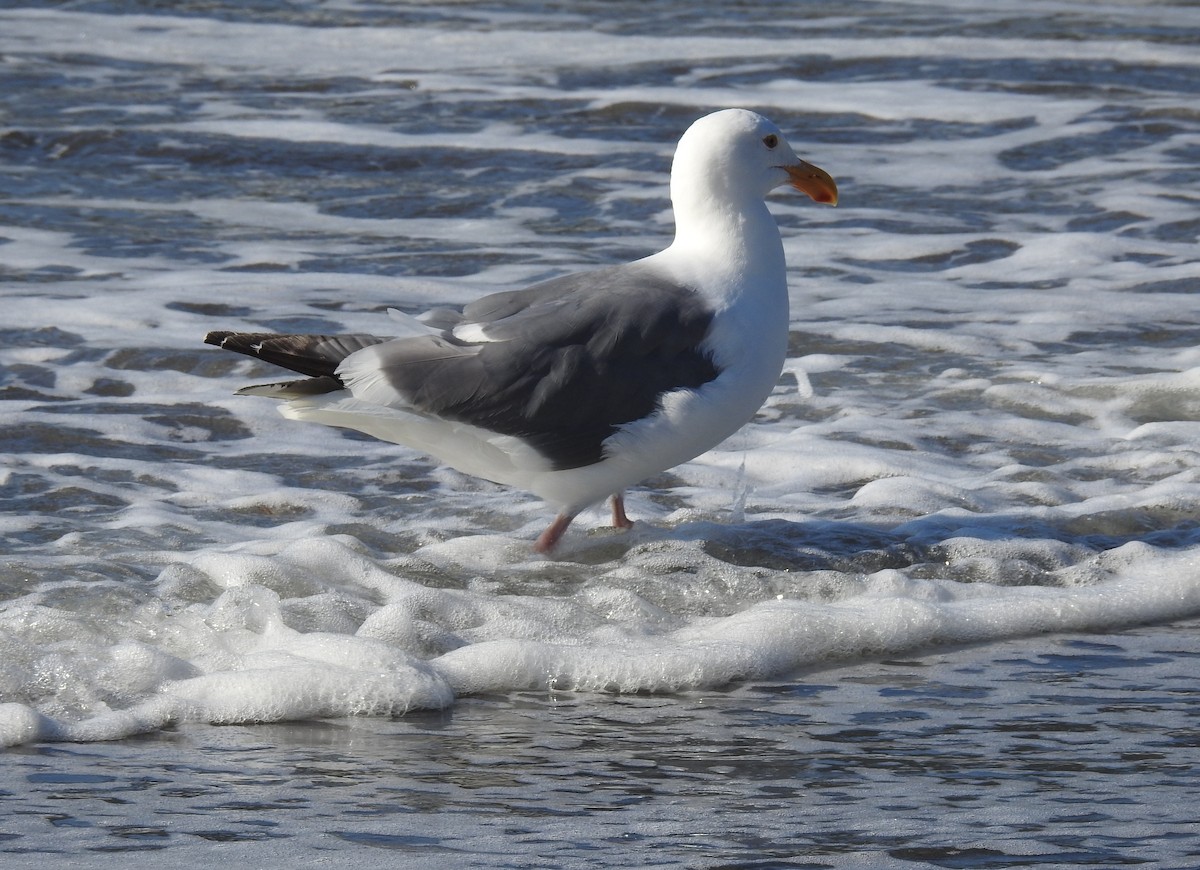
top-left (609, 492), bottom-right (634, 530)
top-left (534, 512), bottom-right (576, 553)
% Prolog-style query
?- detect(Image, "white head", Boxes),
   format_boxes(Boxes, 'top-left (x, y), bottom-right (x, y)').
top-left (670, 108), bottom-right (838, 212)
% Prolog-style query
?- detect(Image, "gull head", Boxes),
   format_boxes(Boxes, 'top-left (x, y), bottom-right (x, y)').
top-left (670, 108), bottom-right (838, 209)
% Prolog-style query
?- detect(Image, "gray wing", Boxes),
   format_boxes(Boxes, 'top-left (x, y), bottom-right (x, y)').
top-left (365, 264), bottom-right (721, 470)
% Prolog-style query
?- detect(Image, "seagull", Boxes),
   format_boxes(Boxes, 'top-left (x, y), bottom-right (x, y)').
top-left (205, 108), bottom-right (837, 552)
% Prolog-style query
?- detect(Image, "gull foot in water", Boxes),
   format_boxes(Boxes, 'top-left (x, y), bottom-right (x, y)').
top-left (533, 492), bottom-right (635, 553)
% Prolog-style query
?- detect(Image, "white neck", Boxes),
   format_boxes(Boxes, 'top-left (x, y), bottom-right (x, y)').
top-left (640, 191), bottom-right (791, 382)
top-left (659, 193), bottom-right (787, 309)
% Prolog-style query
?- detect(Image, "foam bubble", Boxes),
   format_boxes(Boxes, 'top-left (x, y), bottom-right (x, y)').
top-left (0, 704), bottom-right (48, 747)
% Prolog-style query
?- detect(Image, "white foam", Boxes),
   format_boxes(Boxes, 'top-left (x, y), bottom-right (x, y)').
top-left (434, 546), bottom-right (1200, 694)
top-left (5, 529), bottom-right (1199, 746)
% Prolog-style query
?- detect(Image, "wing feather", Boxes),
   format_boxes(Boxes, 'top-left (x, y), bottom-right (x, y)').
top-left (355, 264), bottom-right (721, 469)
top-left (207, 264), bottom-right (720, 471)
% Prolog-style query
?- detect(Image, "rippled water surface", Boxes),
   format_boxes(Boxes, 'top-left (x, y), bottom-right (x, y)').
top-left (5, 622), bottom-right (1200, 867)
top-left (2, 0), bottom-right (1200, 866)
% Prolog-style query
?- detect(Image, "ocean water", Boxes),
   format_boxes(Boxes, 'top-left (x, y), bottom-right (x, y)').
top-left (2, 0), bottom-right (1199, 865)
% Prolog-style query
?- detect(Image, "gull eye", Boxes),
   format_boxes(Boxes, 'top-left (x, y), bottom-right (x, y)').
top-left (762, 134), bottom-right (779, 149)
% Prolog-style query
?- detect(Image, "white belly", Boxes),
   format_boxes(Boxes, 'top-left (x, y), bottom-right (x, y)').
top-left (526, 323), bottom-right (787, 513)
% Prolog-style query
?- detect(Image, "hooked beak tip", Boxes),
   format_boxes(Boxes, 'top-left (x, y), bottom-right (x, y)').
top-left (785, 161), bottom-right (839, 207)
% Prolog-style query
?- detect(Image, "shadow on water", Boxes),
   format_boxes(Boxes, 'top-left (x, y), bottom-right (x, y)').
top-left (659, 511), bottom-right (1200, 584)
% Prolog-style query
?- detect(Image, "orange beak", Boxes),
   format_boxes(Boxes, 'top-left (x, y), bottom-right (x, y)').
top-left (785, 161), bottom-right (839, 206)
